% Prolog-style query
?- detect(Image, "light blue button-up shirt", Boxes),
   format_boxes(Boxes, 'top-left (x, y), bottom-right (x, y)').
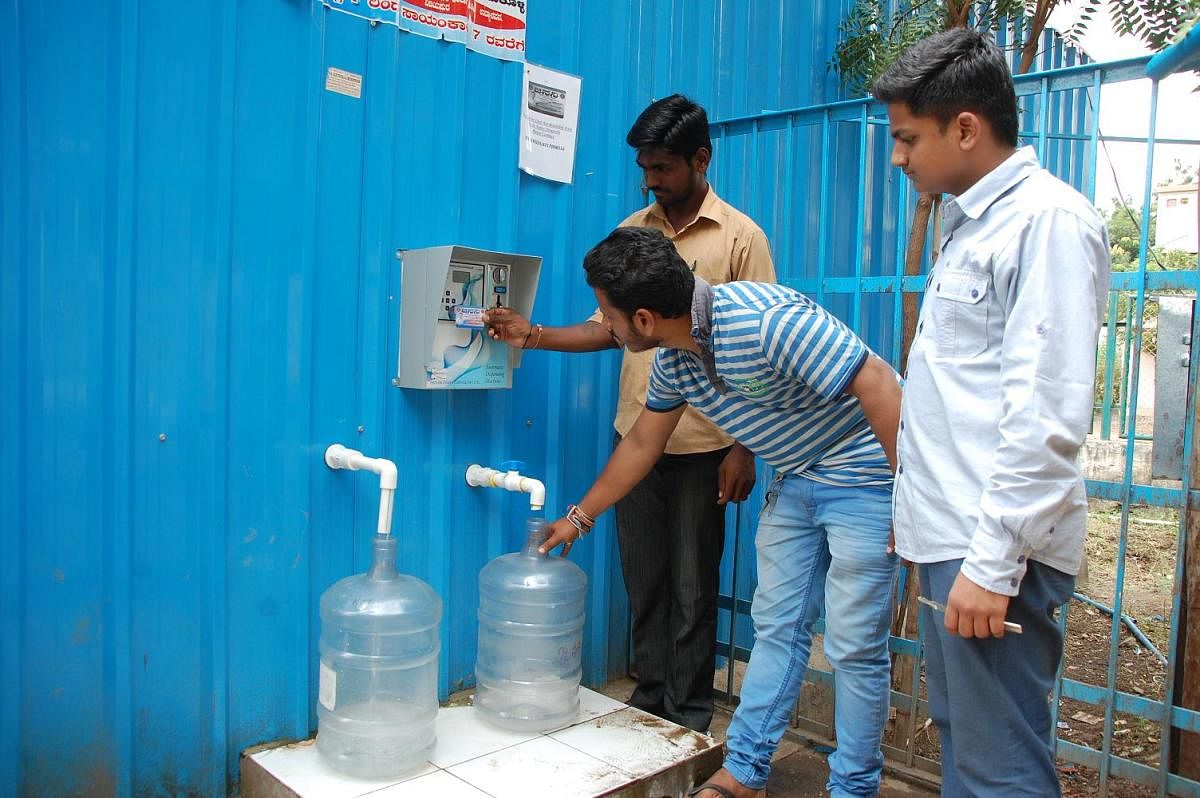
top-left (892, 146), bottom-right (1110, 596)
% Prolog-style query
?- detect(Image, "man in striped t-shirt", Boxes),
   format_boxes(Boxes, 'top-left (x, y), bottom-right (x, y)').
top-left (541, 226), bottom-right (901, 798)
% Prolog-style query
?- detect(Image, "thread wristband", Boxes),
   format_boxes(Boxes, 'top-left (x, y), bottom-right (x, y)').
top-left (566, 504), bottom-right (595, 537)
top-left (527, 323), bottom-right (545, 351)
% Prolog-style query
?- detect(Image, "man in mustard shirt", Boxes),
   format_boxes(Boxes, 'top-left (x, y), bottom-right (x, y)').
top-left (484, 95), bottom-right (775, 732)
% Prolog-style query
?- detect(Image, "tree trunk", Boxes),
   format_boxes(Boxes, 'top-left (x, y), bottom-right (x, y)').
top-left (1018, 1), bottom-right (1060, 75)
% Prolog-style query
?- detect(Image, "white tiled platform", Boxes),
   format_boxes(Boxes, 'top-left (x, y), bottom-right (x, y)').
top-left (241, 688), bottom-right (723, 798)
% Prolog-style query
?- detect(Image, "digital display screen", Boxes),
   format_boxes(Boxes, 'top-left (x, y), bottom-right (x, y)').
top-left (451, 269), bottom-right (470, 284)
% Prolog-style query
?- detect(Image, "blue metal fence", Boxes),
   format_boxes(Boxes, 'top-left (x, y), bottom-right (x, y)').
top-left (708, 44), bottom-right (1200, 798)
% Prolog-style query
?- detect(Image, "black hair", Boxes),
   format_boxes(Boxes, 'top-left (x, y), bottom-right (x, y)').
top-left (582, 227), bottom-right (694, 318)
top-left (625, 94), bottom-right (712, 160)
top-left (871, 28), bottom-right (1019, 147)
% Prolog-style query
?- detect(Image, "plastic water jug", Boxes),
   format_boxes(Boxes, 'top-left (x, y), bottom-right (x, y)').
top-left (474, 519), bottom-right (587, 731)
top-left (317, 533), bottom-right (442, 779)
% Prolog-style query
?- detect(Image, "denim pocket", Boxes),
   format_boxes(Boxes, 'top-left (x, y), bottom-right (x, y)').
top-left (932, 269), bottom-right (990, 358)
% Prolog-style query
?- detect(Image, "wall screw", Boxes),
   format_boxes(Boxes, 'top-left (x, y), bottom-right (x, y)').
top-left (158, 433), bottom-right (167, 442)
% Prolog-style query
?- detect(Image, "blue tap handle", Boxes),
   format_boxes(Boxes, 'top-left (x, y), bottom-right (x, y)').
top-left (499, 460), bottom-right (526, 472)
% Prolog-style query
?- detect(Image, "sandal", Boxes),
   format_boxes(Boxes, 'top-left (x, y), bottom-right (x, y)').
top-left (687, 783), bottom-right (736, 798)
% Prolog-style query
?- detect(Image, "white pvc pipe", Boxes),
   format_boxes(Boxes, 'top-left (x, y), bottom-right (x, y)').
top-left (325, 444), bottom-right (398, 535)
top-left (465, 464), bottom-right (546, 511)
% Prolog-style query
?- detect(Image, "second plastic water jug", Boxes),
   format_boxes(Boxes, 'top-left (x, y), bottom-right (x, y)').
top-left (475, 519), bottom-right (587, 731)
top-left (316, 533), bottom-right (442, 779)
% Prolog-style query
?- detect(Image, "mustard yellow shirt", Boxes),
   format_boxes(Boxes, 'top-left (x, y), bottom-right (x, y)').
top-left (590, 187), bottom-right (777, 454)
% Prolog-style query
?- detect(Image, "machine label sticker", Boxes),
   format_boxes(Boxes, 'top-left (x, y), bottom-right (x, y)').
top-left (319, 661), bottom-right (337, 710)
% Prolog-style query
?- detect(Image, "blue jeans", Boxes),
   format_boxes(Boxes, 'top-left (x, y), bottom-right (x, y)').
top-left (724, 474), bottom-right (897, 796)
top-left (920, 559), bottom-right (1075, 797)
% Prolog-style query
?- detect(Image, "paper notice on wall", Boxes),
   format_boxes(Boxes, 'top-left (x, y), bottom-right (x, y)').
top-left (468, 0), bottom-right (527, 62)
top-left (519, 63), bottom-right (581, 184)
top-left (399, 0), bottom-right (469, 43)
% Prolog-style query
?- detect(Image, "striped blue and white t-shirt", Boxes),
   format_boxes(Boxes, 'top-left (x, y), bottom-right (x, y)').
top-left (646, 281), bottom-right (893, 486)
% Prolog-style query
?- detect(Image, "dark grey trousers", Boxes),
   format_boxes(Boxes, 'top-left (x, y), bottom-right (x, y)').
top-left (613, 437), bottom-right (728, 732)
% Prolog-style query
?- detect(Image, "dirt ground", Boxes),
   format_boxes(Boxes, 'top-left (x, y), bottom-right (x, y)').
top-left (1056, 499), bottom-right (1180, 797)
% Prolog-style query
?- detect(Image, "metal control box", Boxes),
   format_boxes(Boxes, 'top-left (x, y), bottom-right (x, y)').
top-left (395, 245), bottom-right (541, 389)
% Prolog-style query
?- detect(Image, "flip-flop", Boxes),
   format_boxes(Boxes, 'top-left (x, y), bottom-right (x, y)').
top-left (687, 783), bottom-right (736, 798)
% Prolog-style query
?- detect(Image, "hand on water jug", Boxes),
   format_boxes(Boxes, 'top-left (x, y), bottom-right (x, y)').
top-left (539, 516), bottom-right (582, 556)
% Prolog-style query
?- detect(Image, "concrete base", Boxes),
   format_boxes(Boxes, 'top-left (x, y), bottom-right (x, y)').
top-left (1078, 436), bottom-right (1153, 484)
top-left (241, 688), bottom-right (722, 798)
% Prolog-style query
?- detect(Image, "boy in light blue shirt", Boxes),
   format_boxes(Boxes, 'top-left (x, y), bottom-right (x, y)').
top-left (874, 29), bottom-right (1109, 796)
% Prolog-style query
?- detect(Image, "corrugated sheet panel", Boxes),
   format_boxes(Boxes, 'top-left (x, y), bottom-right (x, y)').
top-left (1, 0), bottom-right (853, 794)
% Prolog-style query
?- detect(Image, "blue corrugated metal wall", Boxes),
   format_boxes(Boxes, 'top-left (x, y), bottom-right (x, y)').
top-left (0, 1), bottom-right (854, 794)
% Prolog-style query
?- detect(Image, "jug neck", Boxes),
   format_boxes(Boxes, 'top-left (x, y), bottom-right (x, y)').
top-left (368, 533), bottom-right (399, 580)
top-left (522, 519), bottom-right (549, 557)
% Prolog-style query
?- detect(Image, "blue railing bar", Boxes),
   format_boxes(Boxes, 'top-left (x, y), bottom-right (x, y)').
top-left (1099, 134), bottom-right (1200, 147)
top-left (719, 115), bottom-right (1198, 149)
top-left (781, 272), bottom-right (1198, 297)
top-left (725, 502), bottom-right (742, 702)
top-left (1073, 592), bottom-right (1167, 665)
top-left (750, 118), bottom-right (761, 244)
top-left (1098, 77), bottom-right (1159, 795)
top-left (1146, 21), bottom-right (1200, 80)
top-left (715, 594), bottom-right (753, 616)
top-left (1084, 479), bottom-right (1190, 508)
top-left (712, 95), bottom-right (877, 127)
top-left (1110, 270), bottom-right (1200, 291)
top-left (1012, 129), bottom-right (1200, 147)
top-left (1051, 598), bottom-right (1071, 752)
top-left (1086, 72), bottom-right (1102, 203)
top-left (748, 114), bottom-right (1200, 147)
top-left (1056, 740), bottom-right (1200, 797)
top-left (1014, 57), bottom-right (1151, 95)
top-left (781, 118), bottom-right (795, 315)
top-left (787, 275), bottom-right (924, 293)
top-left (890, 175), bottom-right (908, 372)
top-left (852, 104), bottom-right (868, 331)
top-left (1060, 678), bottom-right (1200, 734)
top-left (904, 585), bottom-right (925, 767)
top-left (1037, 75), bottom-right (1050, 161)
top-left (816, 109), bottom-right (832, 305)
top-left (710, 56), bottom-right (1153, 130)
top-left (1121, 301), bottom-right (1135, 439)
top-left (713, 103), bottom-right (874, 135)
top-left (1101, 293), bottom-right (1119, 439)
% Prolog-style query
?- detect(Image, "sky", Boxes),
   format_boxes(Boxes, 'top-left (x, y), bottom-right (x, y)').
top-left (1045, 4), bottom-right (1200, 215)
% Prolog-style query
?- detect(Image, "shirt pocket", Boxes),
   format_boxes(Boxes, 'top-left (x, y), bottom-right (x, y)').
top-left (932, 269), bottom-right (991, 359)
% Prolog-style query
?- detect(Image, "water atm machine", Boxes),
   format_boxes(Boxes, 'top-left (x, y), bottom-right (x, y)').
top-left (395, 246), bottom-right (541, 390)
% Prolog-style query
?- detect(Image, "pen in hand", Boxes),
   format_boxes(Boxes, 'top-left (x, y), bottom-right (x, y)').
top-left (918, 595), bottom-right (1024, 634)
